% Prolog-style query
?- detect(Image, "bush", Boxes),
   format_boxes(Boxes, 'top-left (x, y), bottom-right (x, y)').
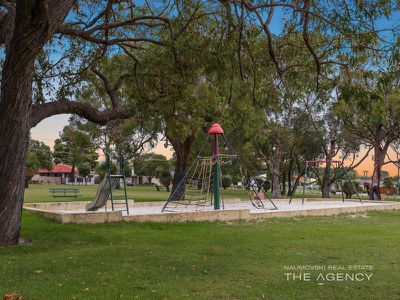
top-left (232, 174), bottom-right (241, 185)
top-left (342, 181), bottom-right (362, 198)
top-left (383, 177), bottom-right (394, 187)
top-left (222, 176), bottom-right (232, 190)
top-left (95, 162), bottom-right (117, 180)
top-left (263, 180), bottom-right (271, 191)
top-left (156, 167), bottom-right (172, 192)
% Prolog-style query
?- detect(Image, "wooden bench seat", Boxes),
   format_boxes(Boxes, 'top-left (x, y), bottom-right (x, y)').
top-left (49, 188), bottom-right (80, 199)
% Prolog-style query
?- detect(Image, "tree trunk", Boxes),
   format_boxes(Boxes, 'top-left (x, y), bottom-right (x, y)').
top-left (270, 165), bottom-right (282, 199)
top-left (0, 0), bottom-right (74, 245)
top-left (0, 54), bottom-right (33, 245)
top-left (370, 145), bottom-right (386, 200)
top-left (281, 169), bottom-right (286, 196)
top-left (25, 175), bottom-right (32, 189)
top-left (70, 166), bottom-right (75, 184)
top-left (321, 162), bottom-right (331, 198)
top-left (169, 135), bottom-right (195, 200)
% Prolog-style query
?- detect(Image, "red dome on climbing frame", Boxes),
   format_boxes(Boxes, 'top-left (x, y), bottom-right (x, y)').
top-left (208, 123), bottom-right (224, 134)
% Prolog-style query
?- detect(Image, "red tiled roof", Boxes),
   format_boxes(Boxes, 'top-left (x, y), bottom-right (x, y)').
top-left (39, 164), bottom-right (78, 174)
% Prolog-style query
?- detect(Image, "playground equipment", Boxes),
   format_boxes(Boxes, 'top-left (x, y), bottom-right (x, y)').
top-left (289, 160), bottom-right (362, 204)
top-left (162, 123), bottom-right (278, 212)
top-left (86, 151), bottom-right (130, 214)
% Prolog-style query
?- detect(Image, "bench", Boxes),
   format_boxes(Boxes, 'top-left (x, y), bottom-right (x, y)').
top-left (49, 188), bottom-right (80, 199)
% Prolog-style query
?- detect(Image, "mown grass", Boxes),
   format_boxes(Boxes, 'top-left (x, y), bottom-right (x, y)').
top-left (24, 184), bottom-right (173, 203)
top-left (24, 184), bottom-right (255, 203)
top-left (1, 211), bottom-right (400, 299)
top-left (24, 183), bottom-right (362, 204)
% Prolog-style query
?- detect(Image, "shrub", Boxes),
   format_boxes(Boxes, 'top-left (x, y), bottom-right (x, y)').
top-left (263, 180), bottom-right (271, 191)
top-left (222, 176), bottom-right (232, 190)
top-left (156, 167), bottom-right (172, 192)
top-left (383, 177), bottom-right (394, 187)
top-left (342, 181), bottom-right (362, 198)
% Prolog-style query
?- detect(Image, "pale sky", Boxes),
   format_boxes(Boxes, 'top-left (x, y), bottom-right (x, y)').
top-left (30, 115), bottom-right (174, 160)
top-left (30, 115), bottom-right (399, 176)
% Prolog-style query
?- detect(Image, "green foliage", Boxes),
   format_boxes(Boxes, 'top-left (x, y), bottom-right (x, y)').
top-left (383, 177), bottom-right (394, 187)
top-left (95, 162), bottom-right (117, 180)
top-left (133, 153), bottom-right (169, 181)
top-left (54, 126), bottom-right (99, 171)
top-left (26, 152), bottom-right (41, 177)
top-left (342, 181), bottom-right (362, 198)
top-left (77, 162), bottom-right (91, 178)
top-left (123, 163), bottom-right (133, 178)
top-left (334, 69), bottom-right (400, 186)
top-left (27, 139), bottom-right (53, 171)
top-left (221, 176), bottom-right (232, 190)
top-left (156, 167), bottom-right (172, 191)
top-left (231, 174), bottom-right (242, 185)
top-left (346, 169), bottom-right (360, 180)
top-left (381, 171), bottom-right (390, 179)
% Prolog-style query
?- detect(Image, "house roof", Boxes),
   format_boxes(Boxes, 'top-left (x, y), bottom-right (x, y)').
top-left (39, 164), bottom-right (78, 174)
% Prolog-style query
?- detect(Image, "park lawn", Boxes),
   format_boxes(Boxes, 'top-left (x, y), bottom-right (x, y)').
top-left (24, 184), bottom-right (253, 203)
top-left (24, 184), bottom-right (171, 203)
top-left (24, 183), bottom-right (360, 204)
top-left (1, 211), bottom-right (400, 299)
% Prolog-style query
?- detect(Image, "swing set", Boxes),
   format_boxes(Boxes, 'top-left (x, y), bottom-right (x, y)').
top-left (289, 160), bottom-right (363, 205)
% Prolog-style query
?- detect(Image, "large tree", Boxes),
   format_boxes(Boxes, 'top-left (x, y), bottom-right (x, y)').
top-left (133, 153), bottom-right (169, 183)
top-left (53, 125), bottom-right (99, 181)
top-left (300, 86), bottom-right (372, 198)
top-left (335, 69), bottom-right (400, 199)
top-left (25, 138), bottom-right (53, 187)
top-left (0, 0), bottom-right (203, 245)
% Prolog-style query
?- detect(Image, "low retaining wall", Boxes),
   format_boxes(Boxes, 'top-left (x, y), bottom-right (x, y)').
top-left (251, 202), bottom-right (400, 220)
top-left (123, 209), bottom-right (251, 222)
top-left (23, 199), bottom-right (400, 224)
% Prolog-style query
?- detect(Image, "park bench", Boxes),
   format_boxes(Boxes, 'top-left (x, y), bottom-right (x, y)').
top-left (49, 188), bottom-right (80, 200)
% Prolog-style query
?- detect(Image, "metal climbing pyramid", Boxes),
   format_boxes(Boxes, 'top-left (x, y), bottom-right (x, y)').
top-left (162, 123), bottom-right (278, 212)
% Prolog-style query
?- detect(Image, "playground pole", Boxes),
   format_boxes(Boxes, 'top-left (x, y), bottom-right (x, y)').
top-left (213, 134), bottom-right (220, 210)
top-left (208, 123), bottom-right (224, 210)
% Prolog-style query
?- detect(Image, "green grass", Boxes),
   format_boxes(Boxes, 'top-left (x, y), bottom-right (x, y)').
top-left (25, 183), bottom-right (365, 204)
top-left (24, 184), bottom-right (170, 203)
top-left (1, 211), bottom-right (400, 299)
top-left (24, 184), bottom-right (255, 203)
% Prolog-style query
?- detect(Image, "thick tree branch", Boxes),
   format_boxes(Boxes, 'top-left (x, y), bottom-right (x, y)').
top-left (30, 101), bottom-right (137, 127)
top-left (90, 67), bottom-right (129, 109)
top-left (301, 1), bottom-right (321, 88)
top-left (0, 0), bottom-right (15, 45)
top-left (56, 26), bottom-right (166, 46)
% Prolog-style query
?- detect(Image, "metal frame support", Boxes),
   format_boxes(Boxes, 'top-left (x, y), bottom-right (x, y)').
top-left (213, 134), bottom-right (220, 210)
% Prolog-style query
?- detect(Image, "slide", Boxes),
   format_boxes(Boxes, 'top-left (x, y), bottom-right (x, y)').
top-left (85, 177), bottom-right (120, 211)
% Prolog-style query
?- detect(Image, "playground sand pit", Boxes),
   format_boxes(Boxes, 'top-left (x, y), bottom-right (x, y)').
top-left (23, 198), bottom-right (400, 224)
